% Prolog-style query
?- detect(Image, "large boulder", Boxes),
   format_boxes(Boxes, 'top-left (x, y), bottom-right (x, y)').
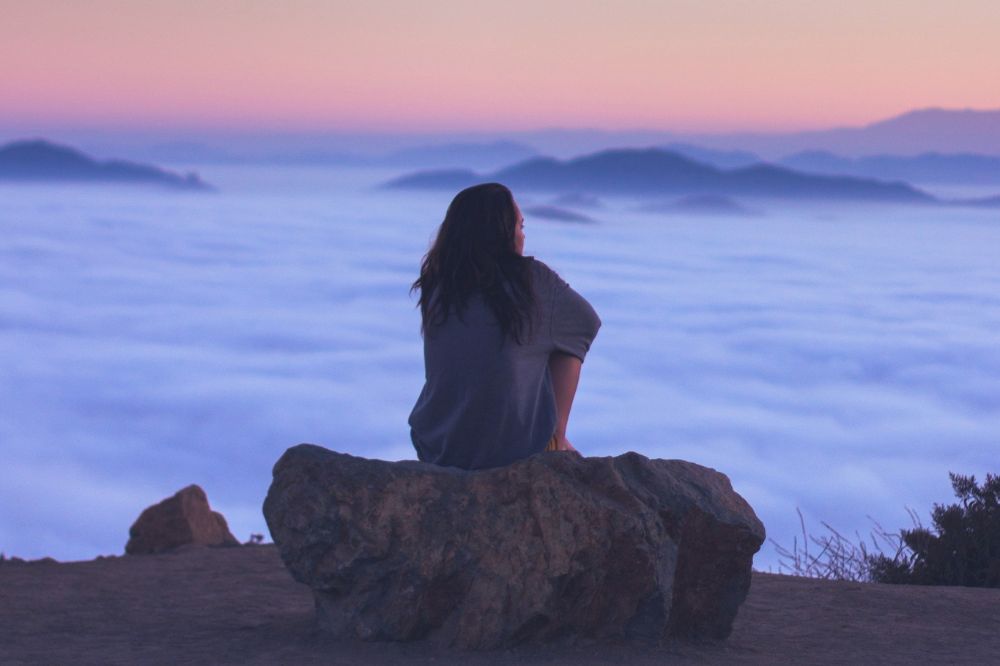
top-left (126, 485), bottom-right (239, 555)
top-left (263, 445), bottom-right (765, 648)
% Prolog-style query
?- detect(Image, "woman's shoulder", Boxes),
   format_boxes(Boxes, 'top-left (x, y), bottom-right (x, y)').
top-left (526, 257), bottom-right (566, 289)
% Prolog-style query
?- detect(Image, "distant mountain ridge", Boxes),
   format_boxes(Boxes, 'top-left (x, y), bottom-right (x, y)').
top-left (778, 150), bottom-right (1000, 184)
top-left (865, 108), bottom-right (1000, 137)
top-left (660, 143), bottom-right (762, 169)
top-left (683, 108), bottom-right (1000, 159)
top-left (0, 139), bottom-right (212, 190)
top-left (385, 147), bottom-right (935, 203)
top-left (14, 106), bottom-right (996, 168)
top-left (669, 141), bottom-right (1000, 184)
top-left (137, 139), bottom-right (538, 171)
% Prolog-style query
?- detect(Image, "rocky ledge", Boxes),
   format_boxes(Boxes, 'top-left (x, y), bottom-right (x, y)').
top-left (263, 445), bottom-right (765, 649)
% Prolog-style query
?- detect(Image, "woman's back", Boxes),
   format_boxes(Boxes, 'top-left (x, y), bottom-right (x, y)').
top-left (409, 258), bottom-right (600, 469)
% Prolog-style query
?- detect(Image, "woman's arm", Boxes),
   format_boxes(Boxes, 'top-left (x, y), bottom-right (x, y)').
top-left (548, 351), bottom-right (583, 452)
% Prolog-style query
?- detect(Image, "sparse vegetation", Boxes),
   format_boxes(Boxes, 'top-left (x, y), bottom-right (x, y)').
top-left (771, 508), bottom-right (913, 582)
top-left (773, 472), bottom-right (1000, 588)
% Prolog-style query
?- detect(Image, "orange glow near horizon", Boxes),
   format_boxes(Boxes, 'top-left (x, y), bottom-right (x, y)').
top-left (2, 0), bottom-right (999, 133)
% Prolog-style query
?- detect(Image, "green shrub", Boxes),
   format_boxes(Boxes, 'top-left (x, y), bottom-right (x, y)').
top-left (867, 473), bottom-right (1000, 587)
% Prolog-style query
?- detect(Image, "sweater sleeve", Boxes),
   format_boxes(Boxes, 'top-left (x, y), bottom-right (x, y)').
top-left (550, 278), bottom-right (601, 362)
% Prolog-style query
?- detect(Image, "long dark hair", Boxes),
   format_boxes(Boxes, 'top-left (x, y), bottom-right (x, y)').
top-left (412, 182), bottom-right (535, 343)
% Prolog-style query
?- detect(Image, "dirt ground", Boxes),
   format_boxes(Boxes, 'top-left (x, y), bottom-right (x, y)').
top-left (2, 544), bottom-right (998, 665)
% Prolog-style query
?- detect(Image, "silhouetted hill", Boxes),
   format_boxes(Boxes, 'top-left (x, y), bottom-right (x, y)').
top-left (0, 140), bottom-right (212, 190)
top-left (780, 150), bottom-right (1000, 184)
top-left (385, 148), bottom-right (934, 203)
top-left (419, 108), bottom-right (1000, 160)
top-left (522, 204), bottom-right (597, 223)
top-left (662, 143), bottom-right (762, 169)
top-left (684, 108), bottom-right (1000, 158)
top-left (495, 150), bottom-right (722, 193)
top-left (865, 108), bottom-right (1000, 142)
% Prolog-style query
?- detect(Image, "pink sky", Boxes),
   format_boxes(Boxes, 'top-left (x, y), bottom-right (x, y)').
top-left (3, 0), bottom-right (999, 133)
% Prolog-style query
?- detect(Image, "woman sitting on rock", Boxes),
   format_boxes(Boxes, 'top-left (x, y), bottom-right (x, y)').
top-left (409, 182), bottom-right (601, 470)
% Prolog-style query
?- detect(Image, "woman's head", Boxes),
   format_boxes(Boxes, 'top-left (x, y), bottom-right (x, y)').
top-left (437, 183), bottom-right (524, 260)
top-left (413, 183), bottom-right (534, 342)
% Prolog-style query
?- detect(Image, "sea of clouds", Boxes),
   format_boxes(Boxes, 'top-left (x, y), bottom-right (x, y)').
top-left (1, 165), bottom-right (998, 570)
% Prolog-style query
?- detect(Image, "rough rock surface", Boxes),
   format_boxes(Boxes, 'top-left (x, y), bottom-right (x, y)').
top-left (126, 485), bottom-right (239, 555)
top-left (263, 445), bottom-right (765, 649)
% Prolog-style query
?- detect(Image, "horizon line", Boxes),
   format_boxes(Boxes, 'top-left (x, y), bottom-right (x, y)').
top-left (2, 106), bottom-right (999, 139)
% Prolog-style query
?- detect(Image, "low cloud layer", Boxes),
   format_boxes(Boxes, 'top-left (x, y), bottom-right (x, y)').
top-left (1, 174), bottom-right (998, 570)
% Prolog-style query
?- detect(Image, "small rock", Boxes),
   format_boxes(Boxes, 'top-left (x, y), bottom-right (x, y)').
top-left (126, 484), bottom-right (238, 555)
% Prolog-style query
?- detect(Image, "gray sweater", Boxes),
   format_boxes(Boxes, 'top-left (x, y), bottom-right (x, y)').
top-left (409, 259), bottom-right (601, 470)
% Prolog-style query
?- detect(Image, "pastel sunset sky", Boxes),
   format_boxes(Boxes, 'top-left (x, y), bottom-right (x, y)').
top-left (3, 0), bottom-right (999, 133)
